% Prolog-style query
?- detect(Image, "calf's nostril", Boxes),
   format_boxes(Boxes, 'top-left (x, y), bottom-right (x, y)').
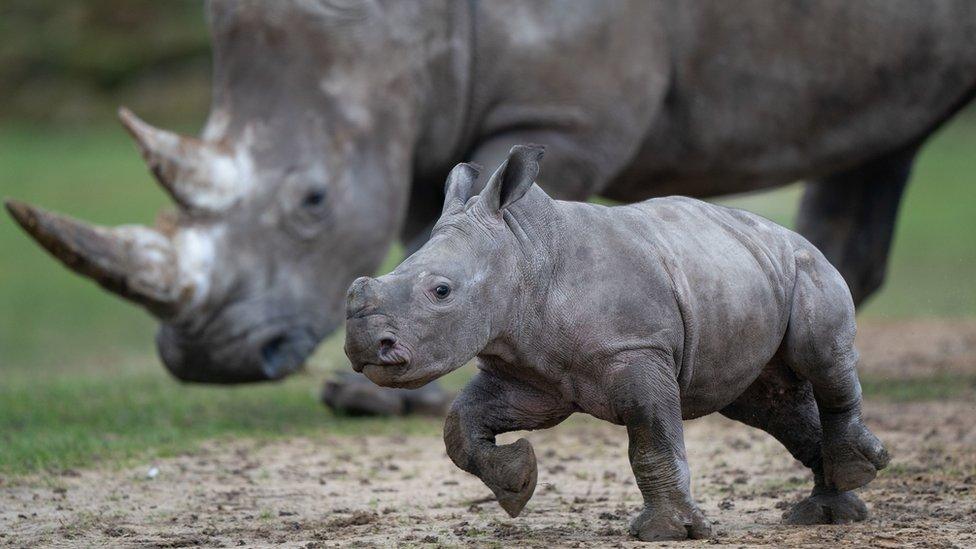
top-left (378, 336), bottom-right (397, 352)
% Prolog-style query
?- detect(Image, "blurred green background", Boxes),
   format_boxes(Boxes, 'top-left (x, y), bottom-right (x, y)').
top-left (1, 2), bottom-right (974, 476)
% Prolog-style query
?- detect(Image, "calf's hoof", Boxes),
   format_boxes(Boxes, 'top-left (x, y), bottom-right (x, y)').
top-left (823, 423), bottom-right (890, 492)
top-left (629, 502), bottom-right (712, 541)
top-left (784, 490), bottom-right (868, 525)
top-left (484, 438), bottom-right (538, 518)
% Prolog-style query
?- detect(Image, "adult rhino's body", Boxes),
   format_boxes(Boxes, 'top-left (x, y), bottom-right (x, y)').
top-left (8, 0), bottom-right (976, 384)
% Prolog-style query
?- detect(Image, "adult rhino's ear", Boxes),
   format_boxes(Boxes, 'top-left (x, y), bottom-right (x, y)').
top-left (441, 162), bottom-right (481, 215)
top-left (481, 144), bottom-right (545, 214)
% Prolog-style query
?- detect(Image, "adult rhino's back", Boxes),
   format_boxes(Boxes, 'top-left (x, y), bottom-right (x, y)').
top-left (608, 0), bottom-right (976, 199)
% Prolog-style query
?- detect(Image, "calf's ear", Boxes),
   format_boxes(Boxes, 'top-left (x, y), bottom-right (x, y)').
top-left (481, 144), bottom-right (545, 214)
top-left (442, 163), bottom-right (481, 215)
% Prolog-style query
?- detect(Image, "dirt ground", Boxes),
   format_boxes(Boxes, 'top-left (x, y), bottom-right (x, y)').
top-left (2, 320), bottom-right (975, 548)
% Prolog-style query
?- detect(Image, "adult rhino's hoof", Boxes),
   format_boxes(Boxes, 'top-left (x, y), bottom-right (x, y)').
top-left (402, 381), bottom-right (456, 416)
top-left (784, 490), bottom-right (868, 525)
top-left (321, 373), bottom-right (404, 416)
top-left (629, 502), bottom-right (712, 541)
top-left (321, 371), bottom-right (454, 416)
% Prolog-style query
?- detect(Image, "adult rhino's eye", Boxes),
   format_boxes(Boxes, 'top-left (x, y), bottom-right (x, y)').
top-left (302, 189), bottom-right (326, 208)
top-left (434, 284), bottom-right (451, 299)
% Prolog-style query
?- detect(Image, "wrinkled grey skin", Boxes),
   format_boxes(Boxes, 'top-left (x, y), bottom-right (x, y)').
top-left (345, 147), bottom-right (891, 541)
top-left (7, 1), bottom-right (976, 387)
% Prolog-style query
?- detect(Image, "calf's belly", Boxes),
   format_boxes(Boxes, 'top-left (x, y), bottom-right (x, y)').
top-left (678, 311), bottom-right (789, 420)
top-left (678, 356), bottom-right (770, 420)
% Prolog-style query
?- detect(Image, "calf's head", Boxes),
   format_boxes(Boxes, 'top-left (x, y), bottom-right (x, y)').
top-left (345, 145), bottom-right (545, 389)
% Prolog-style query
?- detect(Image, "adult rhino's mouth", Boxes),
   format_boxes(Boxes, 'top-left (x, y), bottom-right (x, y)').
top-left (157, 322), bottom-right (322, 383)
top-left (259, 328), bottom-right (319, 380)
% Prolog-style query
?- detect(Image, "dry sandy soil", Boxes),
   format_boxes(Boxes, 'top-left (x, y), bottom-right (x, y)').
top-left (2, 320), bottom-right (975, 548)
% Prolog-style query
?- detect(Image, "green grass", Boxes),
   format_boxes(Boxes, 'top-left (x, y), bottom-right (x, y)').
top-left (860, 374), bottom-right (976, 403)
top-left (1, 112), bottom-right (975, 476)
top-left (1, 124), bottom-right (162, 371)
top-left (0, 362), bottom-right (443, 476)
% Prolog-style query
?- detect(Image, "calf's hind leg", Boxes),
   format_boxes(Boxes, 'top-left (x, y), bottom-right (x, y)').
top-left (783, 249), bottom-right (890, 492)
top-left (720, 362), bottom-right (869, 524)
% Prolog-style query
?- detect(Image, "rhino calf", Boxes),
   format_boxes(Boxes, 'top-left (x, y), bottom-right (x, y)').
top-left (344, 146), bottom-right (890, 541)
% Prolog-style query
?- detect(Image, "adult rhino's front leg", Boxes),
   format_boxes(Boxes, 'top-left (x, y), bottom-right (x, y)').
top-left (796, 146), bottom-right (917, 306)
top-left (611, 354), bottom-right (712, 541)
top-left (399, 134), bottom-right (607, 260)
top-left (399, 127), bottom-right (644, 257)
top-left (444, 369), bottom-right (573, 517)
top-left (321, 371), bottom-right (453, 417)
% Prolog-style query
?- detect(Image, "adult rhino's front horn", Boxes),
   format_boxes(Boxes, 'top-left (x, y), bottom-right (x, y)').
top-left (4, 200), bottom-right (182, 317)
top-left (2, 107), bottom-right (231, 318)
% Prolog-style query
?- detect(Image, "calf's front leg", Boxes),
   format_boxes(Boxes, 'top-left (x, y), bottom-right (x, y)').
top-left (444, 369), bottom-right (572, 517)
top-left (613, 357), bottom-right (712, 541)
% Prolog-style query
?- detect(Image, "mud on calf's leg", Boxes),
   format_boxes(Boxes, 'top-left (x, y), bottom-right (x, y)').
top-left (444, 370), bottom-right (572, 517)
top-left (720, 362), bottom-right (869, 525)
top-left (614, 361), bottom-right (711, 541)
top-left (795, 147), bottom-right (916, 306)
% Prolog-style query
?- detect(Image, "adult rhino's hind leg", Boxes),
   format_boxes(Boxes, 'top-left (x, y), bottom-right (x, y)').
top-left (400, 173), bottom-right (448, 255)
top-left (720, 361), bottom-right (869, 525)
top-left (782, 247), bottom-right (890, 492)
top-left (795, 147), bottom-right (916, 306)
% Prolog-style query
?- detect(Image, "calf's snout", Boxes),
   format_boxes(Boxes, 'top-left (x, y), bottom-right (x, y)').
top-left (344, 311), bottom-right (410, 372)
top-left (343, 274), bottom-right (415, 381)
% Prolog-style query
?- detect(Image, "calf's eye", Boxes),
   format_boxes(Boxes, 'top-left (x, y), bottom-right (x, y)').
top-left (434, 284), bottom-right (451, 299)
top-left (302, 189), bottom-right (326, 208)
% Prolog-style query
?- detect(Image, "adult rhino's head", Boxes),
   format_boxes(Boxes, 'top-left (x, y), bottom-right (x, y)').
top-left (5, 1), bottom-right (468, 382)
top-left (344, 146), bottom-right (545, 389)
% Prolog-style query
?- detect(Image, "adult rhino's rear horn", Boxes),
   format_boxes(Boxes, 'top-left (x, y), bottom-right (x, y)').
top-left (118, 107), bottom-right (242, 212)
top-left (5, 200), bottom-right (182, 317)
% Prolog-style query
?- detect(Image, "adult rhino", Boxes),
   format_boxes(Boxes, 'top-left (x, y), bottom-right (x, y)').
top-left (7, 1), bottom-right (976, 392)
